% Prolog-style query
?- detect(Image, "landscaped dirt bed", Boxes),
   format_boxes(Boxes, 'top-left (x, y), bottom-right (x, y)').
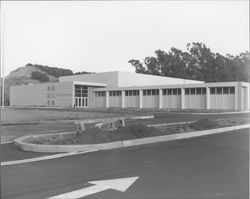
top-left (25, 117), bottom-right (250, 145)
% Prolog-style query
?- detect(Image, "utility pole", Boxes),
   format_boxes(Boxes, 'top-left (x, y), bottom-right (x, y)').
top-left (1, 5), bottom-right (5, 109)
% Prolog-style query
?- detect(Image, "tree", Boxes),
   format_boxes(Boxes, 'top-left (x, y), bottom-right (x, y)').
top-left (128, 42), bottom-right (250, 82)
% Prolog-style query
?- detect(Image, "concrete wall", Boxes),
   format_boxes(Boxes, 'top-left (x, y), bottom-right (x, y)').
top-left (60, 72), bottom-right (119, 88)
top-left (10, 82), bottom-right (73, 107)
top-left (142, 96), bottom-right (159, 108)
top-left (109, 96), bottom-right (122, 107)
top-left (94, 96), bottom-right (106, 108)
top-left (162, 95), bottom-right (181, 109)
top-left (185, 94), bottom-right (206, 109)
top-left (60, 71), bottom-right (203, 89)
top-left (124, 96), bottom-right (139, 108)
top-left (117, 71), bottom-right (203, 87)
top-left (210, 94), bottom-right (235, 110)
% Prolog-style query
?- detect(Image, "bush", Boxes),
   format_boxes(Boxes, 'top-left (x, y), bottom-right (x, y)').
top-left (31, 71), bottom-right (49, 82)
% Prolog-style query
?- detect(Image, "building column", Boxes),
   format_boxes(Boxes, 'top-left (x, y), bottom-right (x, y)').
top-left (181, 88), bottom-right (185, 109)
top-left (139, 90), bottom-right (143, 109)
top-left (206, 87), bottom-right (210, 110)
top-left (235, 84), bottom-right (238, 111)
top-left (72, 83), bottom-right (75, 107)
top-left (121, 90), bottom-right (125, 109)
top-left (246, 84), bottom-right (250, 110)
top-left (105, 91), bottom-right (109, 108)
top-left (159, 89), bottom-right (162, 109)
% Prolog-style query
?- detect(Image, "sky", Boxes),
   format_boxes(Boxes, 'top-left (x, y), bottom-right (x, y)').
top-left (1, 1), bottom-right (249, 77)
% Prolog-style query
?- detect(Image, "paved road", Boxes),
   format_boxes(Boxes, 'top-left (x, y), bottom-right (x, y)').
top-left (1, 128), bottom-right (249, 199)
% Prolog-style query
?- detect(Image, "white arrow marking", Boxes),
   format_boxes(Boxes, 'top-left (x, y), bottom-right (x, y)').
top-left (47, 176), bottom-right (139, 199)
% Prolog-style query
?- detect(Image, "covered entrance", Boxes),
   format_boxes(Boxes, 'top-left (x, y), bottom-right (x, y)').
top-left (74, 85), bottom-right (88, 108)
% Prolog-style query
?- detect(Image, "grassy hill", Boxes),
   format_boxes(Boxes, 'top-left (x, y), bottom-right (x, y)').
top-left (0, 63), bottom-right (91, 105)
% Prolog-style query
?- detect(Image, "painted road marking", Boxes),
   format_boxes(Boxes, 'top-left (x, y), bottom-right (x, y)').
top-left (47, 176), bottom-right (139, 199)
top-left (1, 149), bottom-right (98, 166)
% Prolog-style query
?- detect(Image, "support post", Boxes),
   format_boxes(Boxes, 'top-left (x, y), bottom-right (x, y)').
top-left (181, 88), bottom-right (185, 109)
top-left (159, 89), bottom-right (162, 109)
top-left (139, 90), bottom-right (143, 109)
top-left (121, 90), bottom-right (125, 109)
top-left (105, 91), bottom-right (109, 108)
top-left (234, 84), bottom-right (238, 111)
top-left (206, 87), bottom-right (210, 110)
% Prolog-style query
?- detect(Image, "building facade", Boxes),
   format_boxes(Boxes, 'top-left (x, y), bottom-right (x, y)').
top-left (10, 71), bottom-right (250, 111)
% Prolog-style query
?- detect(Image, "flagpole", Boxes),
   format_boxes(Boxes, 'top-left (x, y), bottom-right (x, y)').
top-left (1, 9), bottom-right (5, 109)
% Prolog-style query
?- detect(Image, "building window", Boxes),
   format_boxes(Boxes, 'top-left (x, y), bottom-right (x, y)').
top-left (185, 89), bottom-right (190, 95)
top-left (190, 88), bottom-right (195, 95)
top-left (210, 87), bottom-right (215, 94)
top-left (196, 88), bottom-right (202, 95)
top-left (230, 87), bottom-right (235, 94)
top-left (143, 90), bottom-right (146, 96)
top-left (223, 87), bottom-right (229, 94)
top-left (217, 87), bottom-right (222, 94)
top-left (202, 88), bottom-right (206, 94)
top-left (75, 85), bottom-right (88, 97)
top-left (109, 91), bottom-right (121, 96)
top-left (47, 100), bottom-right (50, 105)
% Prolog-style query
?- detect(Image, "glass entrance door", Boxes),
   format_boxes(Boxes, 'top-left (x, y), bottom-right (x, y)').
top-left (74, 85), bottom-right (88, 108)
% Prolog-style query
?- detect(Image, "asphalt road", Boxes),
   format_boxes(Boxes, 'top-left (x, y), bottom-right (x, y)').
top-left (1, 128), bottom-right (249, 199)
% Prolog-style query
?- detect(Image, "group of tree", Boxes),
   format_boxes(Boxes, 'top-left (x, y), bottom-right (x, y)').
top-left (128, 42), bottom-right (250, 82)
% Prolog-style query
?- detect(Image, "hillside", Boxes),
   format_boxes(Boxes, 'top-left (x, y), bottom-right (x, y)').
top-left (1, 64), bottom-right (91, 105)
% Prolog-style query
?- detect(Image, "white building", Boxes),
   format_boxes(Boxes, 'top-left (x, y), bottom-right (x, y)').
top-left (10, 71), bottom-right (250, 111)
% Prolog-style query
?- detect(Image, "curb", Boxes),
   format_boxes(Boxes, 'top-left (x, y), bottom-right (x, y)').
top-left (14, 124), bottom-right (250, 153)
top-left (2, 115), bottom-right (154, 126)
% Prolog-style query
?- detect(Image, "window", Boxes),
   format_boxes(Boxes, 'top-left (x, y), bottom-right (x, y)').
top-left (217, 87), bottom-right (222, 94)
top-left (223, 87), bottom-right (229, 94)
top-left (168, 89), bottom-right (172, 95)
top-left (196, 88), bottom-right (201, 95)
top-left (109, 91), bottom-right (121, 96)
top-left (210, 87), bottom-right (215, 94)
top-left (178, 89), bottom-right (181, 95)
top-left (191, 88), bottom-right (195, 95)
top-left (125, 91), bottom-right (128, 96)
top-left (47, 100), bottom-right (50, 105)
top-left (230, 87), bottom-right (235, 94)
top-left (129, 90), bottom-right (133, 96)
top-left (143, 90), bottom-right (146, 96)
top-left (152, 90), bottom-right (156, 95)
top-left (147, 90), bottom-right (151, 96)
top-left (163, 89), bottom-right (167, 95)
top-left (173, 89), bottom-right (177, 95)
top-left (185, 89), bottom-right (190, 95)
top-left (202, 88), bottom-right (206, 94)
top-left (75, 85), bottom-right (88, 97)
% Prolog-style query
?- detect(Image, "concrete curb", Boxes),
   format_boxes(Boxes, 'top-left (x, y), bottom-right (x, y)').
top-left (2, 115), bottom-right (154, 126)
top-left (14, 124), bottom-right (250, 153)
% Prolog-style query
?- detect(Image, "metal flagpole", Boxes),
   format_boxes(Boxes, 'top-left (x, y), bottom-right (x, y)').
top-left (1, 10), bottom-right (5, 109)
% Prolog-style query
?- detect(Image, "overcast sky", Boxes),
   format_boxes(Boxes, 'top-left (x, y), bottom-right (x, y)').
top-left (1, 1), bottom-right (249, 76)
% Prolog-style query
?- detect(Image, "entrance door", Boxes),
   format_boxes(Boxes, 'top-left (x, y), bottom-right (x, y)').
top-left (75, 97), bottom-right (88, 108)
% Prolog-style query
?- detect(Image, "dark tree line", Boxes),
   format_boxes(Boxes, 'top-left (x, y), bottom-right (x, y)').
top-left (128, 42), bottom-right (250, 82)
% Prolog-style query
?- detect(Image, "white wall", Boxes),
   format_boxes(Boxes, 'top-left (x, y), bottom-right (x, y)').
top-left (162, 95), bottom-right (181, 109)
top-left (124, 96), bottom-right (139, 108)
top-left (60, 72), bottom-right (118, 88)
top-left (94, 96), bottom-right (106, 108)
top-left (210, 94), bottom-right (235, 110)
top-left (10, 82), bottom-right (73, 107)
top-left (117, 71), bottom-right (203, 87)
top-left (109, 96), bottom-right (122, 107)
top-left (185, 95), bottom-right (206, 109)
top-left (142, 96), bottom-right (159, 108)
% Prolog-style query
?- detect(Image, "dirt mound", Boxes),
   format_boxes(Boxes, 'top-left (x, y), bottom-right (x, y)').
top-left (189, 118), bottom-right (247, 131)
top-left (27, 124), bottom-right (161, 145)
